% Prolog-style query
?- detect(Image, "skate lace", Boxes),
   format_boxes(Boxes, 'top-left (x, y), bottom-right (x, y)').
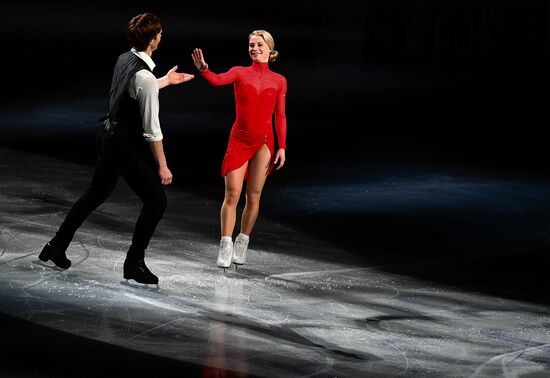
top-left (234, 239), bottom-right (248, 257)
top-left (136, 260), bottom-right (150, 274)
top-left (221, 242), bottom-right (232, 259)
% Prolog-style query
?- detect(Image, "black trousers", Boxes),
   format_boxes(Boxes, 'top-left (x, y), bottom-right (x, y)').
top-left (53, 127), bottom-right (167, 260)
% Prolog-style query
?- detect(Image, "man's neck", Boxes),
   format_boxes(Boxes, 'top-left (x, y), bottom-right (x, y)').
top-left (143, 47), bottom-right (153, 57)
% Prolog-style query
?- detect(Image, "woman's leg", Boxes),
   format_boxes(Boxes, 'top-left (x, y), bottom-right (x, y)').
top-left (231, 145), bottom-right (271, 266)
top-left (221, 162), bottom-right (248, 237)
top-left (217, 162), bottom-right (248, 269)
top-left (241, 144), bottom-right (271, 235)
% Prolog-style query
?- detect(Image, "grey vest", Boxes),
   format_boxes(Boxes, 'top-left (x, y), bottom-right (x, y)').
top-left (103, 51), bottom-right (152, 137)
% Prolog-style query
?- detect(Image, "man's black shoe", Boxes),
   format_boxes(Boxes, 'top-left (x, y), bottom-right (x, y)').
top-left (123, 259), bottom-right (159, 284)
top-left (38, 242), bottom-right (71, 269)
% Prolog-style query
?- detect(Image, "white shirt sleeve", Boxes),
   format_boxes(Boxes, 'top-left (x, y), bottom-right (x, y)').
top-left (129, 69), bottom-right (163, 142)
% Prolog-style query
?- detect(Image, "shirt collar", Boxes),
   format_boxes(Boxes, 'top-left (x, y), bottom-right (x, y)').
top-left (131, 48), bottom-right (156, 71)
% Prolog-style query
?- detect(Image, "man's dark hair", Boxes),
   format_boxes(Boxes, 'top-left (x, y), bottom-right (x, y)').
top-left (127, 13), bottom-right (162, 51)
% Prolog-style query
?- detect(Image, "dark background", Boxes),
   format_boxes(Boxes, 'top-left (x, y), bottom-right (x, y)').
top-left (1, 0), bottom-right (549, 301)
top-left (3, 0), bottom-right (548, 173)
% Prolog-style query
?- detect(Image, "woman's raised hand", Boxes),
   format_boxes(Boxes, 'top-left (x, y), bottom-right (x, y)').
top-left (192, 48), bottom-right (209, 72)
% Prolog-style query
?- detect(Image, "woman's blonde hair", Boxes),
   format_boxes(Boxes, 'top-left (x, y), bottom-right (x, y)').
top-left (249, 30), bottom-right (279, 62)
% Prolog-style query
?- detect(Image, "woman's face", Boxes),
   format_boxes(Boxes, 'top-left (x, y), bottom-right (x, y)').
top-left (249, 35), bottom-right (270, 63)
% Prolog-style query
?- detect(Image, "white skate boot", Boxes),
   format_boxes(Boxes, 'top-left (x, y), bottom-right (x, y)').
top-left (232, 233), bottom-right (249, 266)
top-left (217, 238), bottom-right (234, 269)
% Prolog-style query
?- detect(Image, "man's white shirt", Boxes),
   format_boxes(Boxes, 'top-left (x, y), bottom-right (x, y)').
top-left (129, 48), bottom-right (163, 142)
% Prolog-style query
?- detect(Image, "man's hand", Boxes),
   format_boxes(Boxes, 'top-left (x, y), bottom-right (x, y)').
top-left (158, 65), bottom-right (194, 89)
top-left (159, 166), bottom-right (173, 185)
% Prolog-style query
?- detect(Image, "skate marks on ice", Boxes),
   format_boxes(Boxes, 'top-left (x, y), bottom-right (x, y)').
top-left (2, 223), bottom-right (550, 376)
top-left (1, 149), bottom-right (550, 376)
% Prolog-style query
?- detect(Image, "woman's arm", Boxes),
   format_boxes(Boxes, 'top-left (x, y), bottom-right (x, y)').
top-left (274, 76), bottom-right (287, 150)
top-left (273, 76), bottom-right (287, 169)
top-left (192, 48), bottom-right (237, 86)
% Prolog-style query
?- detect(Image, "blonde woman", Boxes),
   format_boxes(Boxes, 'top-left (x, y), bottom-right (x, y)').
top-left (192, 30), bottom-right (287, 270)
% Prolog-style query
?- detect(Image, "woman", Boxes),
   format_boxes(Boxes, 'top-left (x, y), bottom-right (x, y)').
top-left (192, 30), bottom-right (287, 270)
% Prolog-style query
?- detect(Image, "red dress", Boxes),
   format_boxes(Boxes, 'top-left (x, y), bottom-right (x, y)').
top-left (201, 61), bottom-right (287, 178)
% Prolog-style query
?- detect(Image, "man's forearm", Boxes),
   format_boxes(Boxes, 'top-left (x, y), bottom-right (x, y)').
top-left (148, 140), bottom-right (168, 168)
top-left (157, 76), bottom-right (170, 90)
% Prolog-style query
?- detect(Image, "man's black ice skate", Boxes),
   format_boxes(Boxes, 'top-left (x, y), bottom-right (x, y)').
top-left (38, 241), bottom-right (71, 269)
top-left (123, 259), bottom-right (159, 284)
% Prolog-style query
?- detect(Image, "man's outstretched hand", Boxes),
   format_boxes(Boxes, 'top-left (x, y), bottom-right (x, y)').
top-left (158, 65), bottom-right (194, 89)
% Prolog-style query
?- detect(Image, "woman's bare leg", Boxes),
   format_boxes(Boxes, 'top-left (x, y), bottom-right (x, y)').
top-left (241, 145), bottom-right (271, 236)
top-left (221, 162), bottom-right (248, 237)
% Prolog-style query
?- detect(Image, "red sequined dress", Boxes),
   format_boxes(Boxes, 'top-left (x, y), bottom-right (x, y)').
top-left (201, 61), bottom-right (287, 178)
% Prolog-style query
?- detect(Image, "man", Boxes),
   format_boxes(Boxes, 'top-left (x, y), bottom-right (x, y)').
top-left (38, 12), bottom-right (194, 284)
